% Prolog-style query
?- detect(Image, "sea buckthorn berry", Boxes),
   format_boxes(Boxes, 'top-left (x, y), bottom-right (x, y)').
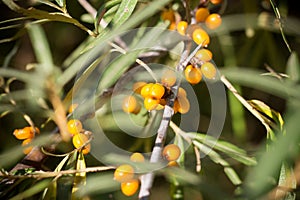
top-left (177, 96), bottom-right (190, 114)
top-left (114, 164), bottom-right (135, 182)
top-left (140, 83), bottom-right (153, 98)
top-left (121, 179), bottom-right (139, 196)
top-left (162, 144), bottom-right (181, 161)
top-left (177, 87), bottom-right (187, 98)
top-left (195, 8), bottom-right (210, 23)
top-left (68, 103), bottom-right (78, 114)
top-left (192, 28), bottom-right (210, 46)
top-left (161, 70), bottom-right (177, 87)
top-left (195, 49), bottom-right (213, 62)
top-left (22, 138), bottom-right (33, 154)
top-left (176, 21), bottom-right (188, 35)
top-left (150, 83), bottom-right (165, 99)
top-left (168, 161), bottom-right (179, 167)
top-left (184, 65), bottom-right (202, 84)
top-left (144, 97), bottom-right (160, 111)
top-left (122, 95), bottom-right (141, 114)
top-left (72, 133), bottom-right (90, 154)
top-left (205, 13), bottom-right (222, 29)
top-left (169, 22), bottom-right (176, 30)
top-left (161, 9), bottom-right (175, 22)
top-left (201, 62), bottom-right (217, 79)
top-left (13, 126), bottom-right (39, 140)
top-left (130, 152), bottom-right (145, 163)
top-left (132, 82), bottom-right (147, 94)
top-left (210, 0), bottom-right (222, 5)
top-left (67, 119), bottom-right (83, 135)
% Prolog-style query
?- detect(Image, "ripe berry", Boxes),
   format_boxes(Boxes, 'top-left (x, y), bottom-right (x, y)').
top-left (161, 70), bottom-right (177, 87)
top-left (130, 152), bottom-right (145, 162)
top-left (114, 164), bottom-right (135, 182)
top-left (177, 96), bottom-right (190, 114)
top-left (161, 9), bottom-right (175, 22)
top-left (205, 13), bottom-right (222, 29)
top-left (72, 133), bottom-right (91, 154)
top-left (140, 83), bottom-right (153, 98)
top-left (67, 119), bottom-right (83, 135)
top-left (162, 144), bottom-right (181, 161)
top-left (122, 95), bottom-right (141, 114)
top-left (184, 65), bottom-right (202, 84)
top-left (132, 82), bottom-right (147, 94)
top-left (195, 8), bottom-right (210, 23)
top-left (169, 22), bottom-right (177, 30)
top-left (210, 0), bottom-right (222, 5)
top-left (201, 62), bottom-right (217, 79)
top-left (121, 179), bottom-right (139, 196)
top-left (192, 28), bottom-right (210, 46)
top-left (144, 97), bottom-right (160, 111)
top-left (68, 103), bottom-right (78, 114)
top-left (13, 126), bottom-right (39, 140)
top-left (168, 161), bottom-right (179, 167)
top-left (177, 87), bottom-right (187, 98)
top-left (150, 83), bottom-right (165, 99)
top-left (22, 138), bottom-right (33, 154)
top-left (195, 49), bottom-right (213, 62)
top-left (176, 21), bottom-right (188, 36)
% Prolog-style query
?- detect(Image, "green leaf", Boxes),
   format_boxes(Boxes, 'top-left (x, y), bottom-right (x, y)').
top-left (111, 0), bottom-right (138, 28)
top-left (55, 0), bottom-right (66, 8)
top-left (286, 52), bottom-right (300, 82)
top-left (276, 162), bottom-right (296, 200)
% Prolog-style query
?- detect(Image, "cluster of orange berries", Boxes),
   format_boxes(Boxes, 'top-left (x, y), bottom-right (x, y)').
top-left (114, 144), bottom-right (181, 196)
top-left (122, 69), bottom-right (190, 114)
top-left (13, 126), bottom-right (40, 154)
top-left (67, 104), bottom-right (91, 155)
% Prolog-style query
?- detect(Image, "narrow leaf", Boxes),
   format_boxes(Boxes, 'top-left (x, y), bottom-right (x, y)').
top-left (286, 52), bottom-right (300, 82)
top-left (111, 0), bottom-right (138, 28)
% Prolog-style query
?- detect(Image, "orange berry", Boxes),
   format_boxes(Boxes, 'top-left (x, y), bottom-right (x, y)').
top-left (144, 97), bottom-right (160, 111)
top-left (169, 22), bottom-right (177, 30)
top-left (22, 138), bottom-right (33, 154)
top-left (192, 28), bottom-right (210, 46)
top-left (205, 13), bottom-right (222, 29)
top-left (210, 0), bottom-right (222, 4)
top-left (140, 83), bottom-right (153, 98)
top-left (176, 21), bottom-right (188, 35)
top-left (161, 70), bottom-right (177, 87)
top-left (130, 152), bottom-right (145, 162)
top-left (195, 49), bottom-right (213, 62)
top-left (162, 144), bottom-right (181, 161)
top-left (177, 96), bottom-right (190, 114)
top-left (150, 83), bottom-right (165, 99)
top-left (72, 133), bottom-right (90, 154)
top-left (201, 62), bottom-right (217, 79)
top-left (132, 82), bottom-right (147, 94)
top-left (114, 164), bottom-right (135, 182)
top-left (184, 65), bottom-right (202, 84)
top-left (122, 95), bottom-right (141, 114)
top-left (13, 126), bottom-right (39, 140)
top-left (68, 103), bottom-right (78, 114)
top-left (177, 87), bottom-right (187, 98)
top-left (161, 9), bottom-right (175, 22)
top-left (121, 179), bottom-right (139, 196)
top-left (195, 8), bottom-right (210, 23)
top-left (67, 119), bottom-right (83, 135)
top-left (168, 161), bottom-right (179, 167)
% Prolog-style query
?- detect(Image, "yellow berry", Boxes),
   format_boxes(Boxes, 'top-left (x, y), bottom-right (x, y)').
top-left (114, 164), bottom-right (135, 182)
top-left (162, 144), bottom-right (181, 161)
top-left (22, 138), bottom-right (33, 154)
top-left (176, 21), bottom-right (188, 35)
top-left (150, 83), bottom-right (165, 99)
top-left (195, 49), bottom-right (213, 62)
top-left (67, 119), bottom-right (83, 135)
top-left (177, 96), bottom-right (190, 114)
top-left (13, 126), bottom-right (39, 140)
top-left (121, 179), bottom-right (139, 196)
top-left (144, 97), bottom-right (160, 111)
top-left (192, 28), bottom-right (210, 46)
top-left (161, 9), bottom-right (175, 22)
top-left (177, 87), bottom-right (187, 98)
top-left (184, 65), bottom-right (202, 84)
top-left (132, 82), bottom-right (147, 94)
top-left (130, 152), bottom-right (145, 162)
top-left (169, 21), bottom-right (177, 30)
top-left (140, 83), bottom-right (153, 98)
top-left (68, 103), bottom-right (78, 114)
top-left (168, 161), bottom-right (179, 167)
top-left (201, 62), bottom-right (217, 79)
top-left (210, 0), bottom-right (222, 5)
top-left (205, 13), bottom-right (222, 29)
top-left (195, 8), bottom-right (210, 23)
top-left (161, 69), bottom-right (177, 87)
top-left (72, 133), bottom-right (90, 154)
top-left (122, 95), bottom-right (141, 114)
